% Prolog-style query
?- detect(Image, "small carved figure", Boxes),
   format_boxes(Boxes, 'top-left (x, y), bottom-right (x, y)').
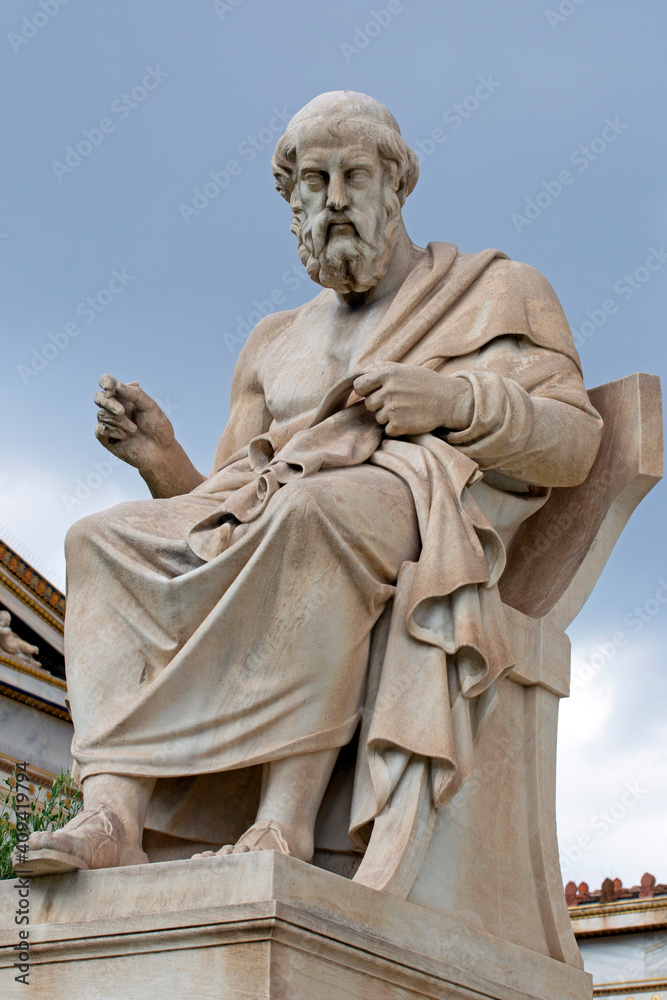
top-left (0, 610), bottom-right (41, 666)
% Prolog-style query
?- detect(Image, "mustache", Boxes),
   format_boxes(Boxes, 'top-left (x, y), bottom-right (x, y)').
top-left (307, 209), bottom-right (373, 258)
top-left (290, 188), bottom-right (402, 293)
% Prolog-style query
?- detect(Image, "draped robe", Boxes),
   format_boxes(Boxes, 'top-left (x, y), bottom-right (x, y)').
top-left (65, 243), bottom-right (602, 850)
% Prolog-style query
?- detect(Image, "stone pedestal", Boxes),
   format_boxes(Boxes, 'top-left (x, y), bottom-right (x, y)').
top-left (0, 852), bottom-right (591, 1000)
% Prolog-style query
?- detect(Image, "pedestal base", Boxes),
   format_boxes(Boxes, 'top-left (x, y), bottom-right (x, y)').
top-left (0, 853), bottom-right (591, 999)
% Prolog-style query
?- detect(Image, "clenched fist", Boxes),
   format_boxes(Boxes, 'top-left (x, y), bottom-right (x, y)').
top-left (352, 363), bottom-right (473, 437)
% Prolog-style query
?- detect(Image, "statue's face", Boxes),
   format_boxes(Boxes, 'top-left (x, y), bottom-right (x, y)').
top-left (0, 611), bottom-right (9, 625)
top-left (291, 132), bottom-right (401, 294)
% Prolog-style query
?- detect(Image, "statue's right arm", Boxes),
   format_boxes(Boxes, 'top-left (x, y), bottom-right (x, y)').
top-left (210, 313), bottom-right (288, 472)
top-left (94, 313), bottom-right (283, 497)
top-left (94, 375), bottom-right (207, 499)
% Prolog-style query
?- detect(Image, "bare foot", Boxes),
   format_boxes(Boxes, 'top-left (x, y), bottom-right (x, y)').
top-left (191, 820), bottom-right (309, 862)
top-left (12, 806), bottom-right (148, 876)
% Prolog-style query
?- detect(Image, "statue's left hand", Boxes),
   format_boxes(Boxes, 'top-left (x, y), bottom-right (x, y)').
top-left (353, 364), bottom-right (473, 437)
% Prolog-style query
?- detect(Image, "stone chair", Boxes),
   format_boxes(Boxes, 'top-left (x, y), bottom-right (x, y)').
top-left (346, 372), bottom-right (662, 968)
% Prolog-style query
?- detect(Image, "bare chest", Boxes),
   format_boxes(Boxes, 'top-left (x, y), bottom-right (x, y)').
top-left (258, 293), bottom-right (394, 424)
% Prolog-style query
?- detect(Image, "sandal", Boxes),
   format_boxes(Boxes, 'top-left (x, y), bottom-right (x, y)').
top-left (191, 820), bottom-right (297, 860)
top-left (11, 806), bottom-right (148, 876)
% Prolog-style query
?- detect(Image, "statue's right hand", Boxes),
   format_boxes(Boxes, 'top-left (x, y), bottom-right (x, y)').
top-left (94, 375), bottom-right (176, 471)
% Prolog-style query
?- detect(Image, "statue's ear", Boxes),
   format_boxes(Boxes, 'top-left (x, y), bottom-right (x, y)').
top-left (395, 175), bottom-right (409, 206)
top-left (397, 150), bottom-right (420, 205)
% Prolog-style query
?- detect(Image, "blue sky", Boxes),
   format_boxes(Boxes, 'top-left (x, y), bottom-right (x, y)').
top-left (1, 0), bottom-right (665, 888)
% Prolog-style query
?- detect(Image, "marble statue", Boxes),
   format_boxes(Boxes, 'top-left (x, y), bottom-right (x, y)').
top-left (0, 610), bottom-right (41, 666)
top-left (15, 91), bottom-right (604, 878)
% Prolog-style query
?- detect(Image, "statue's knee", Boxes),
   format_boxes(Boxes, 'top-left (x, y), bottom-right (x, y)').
top-left (64, 505), bottom-right (125, 559)
top-left (64, 513), bottom-right (103, 558)
top-left (271, 479), bottom-right (330, 523)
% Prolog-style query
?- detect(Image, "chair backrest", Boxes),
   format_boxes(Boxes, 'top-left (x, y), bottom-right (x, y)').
top-left (499, 373), bottom-right (663, 629)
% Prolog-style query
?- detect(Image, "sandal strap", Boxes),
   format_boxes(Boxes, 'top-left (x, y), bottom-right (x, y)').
top-left (240, 821), bottom-right (295, 855)
top-left (68, 806), bottom-right (115, 836)
top-left (28, 806), bottom-right (144, 869)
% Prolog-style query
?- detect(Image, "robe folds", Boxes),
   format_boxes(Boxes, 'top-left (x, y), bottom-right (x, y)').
top-left (66, 243), bottom-right (603, 849)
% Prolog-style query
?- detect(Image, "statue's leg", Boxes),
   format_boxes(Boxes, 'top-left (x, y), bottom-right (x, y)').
top-left (15, 774), bottom-right (156, 874)
top-left (190, 464), bottom-right (421, 862)
top-left (40, 467), bottom-right (418, 865)
top-left (14, 493), bottom-right (219, 877)
top-left (192, 747), bottom-right (339, 861)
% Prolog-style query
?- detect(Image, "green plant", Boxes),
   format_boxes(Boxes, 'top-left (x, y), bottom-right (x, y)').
top-left (0, 768), bottom-right (82, 879)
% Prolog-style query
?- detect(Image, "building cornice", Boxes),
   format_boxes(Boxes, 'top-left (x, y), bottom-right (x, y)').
top-left (0, 540), bottom-right (65, 624)
top-left (570, 895), bottom-right (667, 938)
top-left (0, 653), bottom-right (66, 690)
top-left (0, 680), bottom-right (70, 722)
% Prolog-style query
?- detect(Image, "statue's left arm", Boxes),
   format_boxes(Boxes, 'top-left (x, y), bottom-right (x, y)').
top-left (355, 344), bottom-right (602, 489)
top-left (353, 258), bottom-right (604, 489)
top-left (438, 337), bottom-right (604, 487)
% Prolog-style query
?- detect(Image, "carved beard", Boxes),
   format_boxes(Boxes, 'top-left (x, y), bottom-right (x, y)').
top-left (291, 189), bottom-right (401, 294)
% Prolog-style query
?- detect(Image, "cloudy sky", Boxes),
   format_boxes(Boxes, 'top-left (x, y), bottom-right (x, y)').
top-left (1, 0), bottom-right (665, 890)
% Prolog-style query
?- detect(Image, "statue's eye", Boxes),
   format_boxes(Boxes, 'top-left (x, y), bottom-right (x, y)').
top-left (348, 169), bottom-right (369, 186)
top-left (304, 172), bottom-right (325, 191)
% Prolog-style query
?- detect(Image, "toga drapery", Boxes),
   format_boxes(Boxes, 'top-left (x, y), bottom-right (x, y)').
top-left (65, 243), bottom-right (602, 850)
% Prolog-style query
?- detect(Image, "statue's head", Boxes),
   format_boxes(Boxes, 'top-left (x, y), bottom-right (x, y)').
top-left (272, 91), bottom-right (419, 294)
top-left (0, 611), bottom-right (10, 625)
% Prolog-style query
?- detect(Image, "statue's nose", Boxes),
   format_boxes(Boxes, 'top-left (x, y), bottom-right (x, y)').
top-left (326, 173), bottom-right (349, 211)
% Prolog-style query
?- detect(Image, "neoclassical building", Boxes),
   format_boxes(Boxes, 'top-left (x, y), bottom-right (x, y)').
top-left (0, 538), bottom-right (72, 789)
top-left (569, 876), bottom-right (667, 999)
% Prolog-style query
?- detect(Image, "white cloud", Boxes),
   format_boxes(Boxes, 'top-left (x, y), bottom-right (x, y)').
top-left (557, 632), bottom-right (667, 888)
top-left (0, 461), bottom-right (139, 590)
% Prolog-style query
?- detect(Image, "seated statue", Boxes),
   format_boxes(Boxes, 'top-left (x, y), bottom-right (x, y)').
top-left (16, 91), bottom-right (603, 877)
